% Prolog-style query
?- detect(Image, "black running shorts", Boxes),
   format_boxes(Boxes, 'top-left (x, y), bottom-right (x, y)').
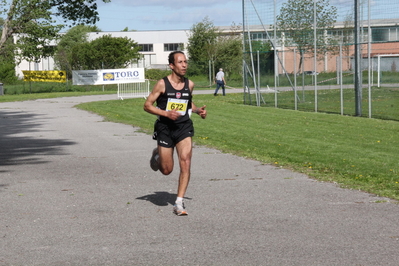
top-left (154, 119), bottom-right (194, 148)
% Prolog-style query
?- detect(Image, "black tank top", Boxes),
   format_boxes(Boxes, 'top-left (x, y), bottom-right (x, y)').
top-left (156, 77), bottom-right (192, 124)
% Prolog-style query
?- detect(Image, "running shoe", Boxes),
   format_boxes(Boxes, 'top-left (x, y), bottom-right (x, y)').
top-left (150, 148), bottom-right (159, 171)
top-left (173, 203), bottom-right (188, 216)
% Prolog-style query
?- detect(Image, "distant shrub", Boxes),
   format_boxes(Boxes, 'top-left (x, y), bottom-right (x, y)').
top-left (0, 61), bottom-right (18, 84)
top-left (145, 69), bottom-right (171, 81)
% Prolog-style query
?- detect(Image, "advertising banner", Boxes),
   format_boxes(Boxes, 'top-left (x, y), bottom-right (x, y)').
top-left (23, 70), bottom-right (67, 83)
top-left (72, 68), bottom-right (145, 85)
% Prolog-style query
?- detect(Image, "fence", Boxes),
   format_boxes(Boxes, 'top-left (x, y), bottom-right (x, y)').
top-left (117, 79), bottom-right (150, 100)
top-left (242, 0), bottom-right (399, 121)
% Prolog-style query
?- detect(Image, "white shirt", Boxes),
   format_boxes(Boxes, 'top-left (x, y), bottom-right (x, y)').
top-left (216, 71), bottom-right (224, 81)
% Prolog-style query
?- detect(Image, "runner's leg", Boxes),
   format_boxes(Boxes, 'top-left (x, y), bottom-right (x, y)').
top-left (158, 145), bottom-right (174, 175)
top-left (175, 137), bottom-right (192, 198)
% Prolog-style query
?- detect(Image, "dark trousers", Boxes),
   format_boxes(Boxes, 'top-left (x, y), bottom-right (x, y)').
top-left (214, 80), bottom-right (225, 96)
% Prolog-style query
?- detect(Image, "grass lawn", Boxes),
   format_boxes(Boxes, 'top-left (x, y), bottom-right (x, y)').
top-left (76, 93), bottom-right (399, 201)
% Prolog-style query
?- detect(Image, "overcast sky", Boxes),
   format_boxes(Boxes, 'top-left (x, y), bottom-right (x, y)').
top-left (94, 0), bottom-right (398, 32)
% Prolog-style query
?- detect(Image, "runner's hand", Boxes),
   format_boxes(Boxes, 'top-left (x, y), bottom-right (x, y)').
top-left (167, 108), bottom-right (181, 120)
top-left (197, 105), bottom-right (207, 119)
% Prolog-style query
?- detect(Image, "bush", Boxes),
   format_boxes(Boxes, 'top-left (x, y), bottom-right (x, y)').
top-left (0, 61), bottom-right (18, 84)
top-left (145, 69), bottom-right (171, 81)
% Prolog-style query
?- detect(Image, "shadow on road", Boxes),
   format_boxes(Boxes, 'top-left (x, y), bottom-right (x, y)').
top-left (136, 191), bottom-right (193, 206)
top-left (0, 110), bottom-right (76, 168)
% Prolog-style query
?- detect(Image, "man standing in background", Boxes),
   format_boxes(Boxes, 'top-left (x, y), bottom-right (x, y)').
top-left (214, 68), bottom-right (226, 96)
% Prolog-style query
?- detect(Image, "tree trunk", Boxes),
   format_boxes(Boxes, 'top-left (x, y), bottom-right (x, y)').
top-left (0, 1), bottom-right (16, 50)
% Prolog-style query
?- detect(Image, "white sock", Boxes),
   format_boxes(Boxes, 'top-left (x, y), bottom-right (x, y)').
top-left (175, 197), bottom-right (183, 205)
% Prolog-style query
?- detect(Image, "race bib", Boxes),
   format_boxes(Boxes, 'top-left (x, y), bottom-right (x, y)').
top-left (166, 98), bottom-right (189, 115)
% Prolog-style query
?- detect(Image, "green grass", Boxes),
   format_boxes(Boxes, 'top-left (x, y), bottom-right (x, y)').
top-left (253, 86), bottom-right (399, 121)
top-left (254, 71), bottom-right (399, 88)
top-left (76, 93), bottom-right (399, 201)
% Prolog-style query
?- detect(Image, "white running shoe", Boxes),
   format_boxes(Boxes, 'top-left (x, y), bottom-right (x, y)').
top-left (173, 202), bottom-right (188, 216)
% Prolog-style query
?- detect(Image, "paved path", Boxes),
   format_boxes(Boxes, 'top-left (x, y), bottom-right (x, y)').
top-left (0, 94), bottom-right (398, 265)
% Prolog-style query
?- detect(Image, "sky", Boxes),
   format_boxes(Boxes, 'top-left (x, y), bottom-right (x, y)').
top-left (95, 0), bottom-right (243, 32)
top-left (94, 0), bottom-right (399, 32)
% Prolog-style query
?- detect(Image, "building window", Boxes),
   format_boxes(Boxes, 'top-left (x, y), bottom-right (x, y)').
top-left (164, 43), bottom-right (184, 51)
top-left (373, 28), bottom-right (390, 42)
top-left (389, 27), bottom-right (399, 41)
top-left (139, 44), bottom-right (153, 52)
top-left (251, 33), bottom-right (266, 40)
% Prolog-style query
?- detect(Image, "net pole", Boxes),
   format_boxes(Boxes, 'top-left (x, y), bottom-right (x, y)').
top-left (367, 0), bottom-right (372, 118)
top-left (313, 0), bottom-right (318, 113)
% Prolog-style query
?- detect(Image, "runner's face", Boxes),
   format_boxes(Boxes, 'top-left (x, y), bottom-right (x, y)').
top-left (170, 53), bottom-right (187, 76)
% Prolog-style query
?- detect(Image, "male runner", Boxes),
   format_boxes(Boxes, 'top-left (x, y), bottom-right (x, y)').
top-left (143, 51), bottom-right (207, 216)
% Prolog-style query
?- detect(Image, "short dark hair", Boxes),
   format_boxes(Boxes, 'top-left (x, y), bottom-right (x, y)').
top-left (168, 51), bottom-right (185, 64)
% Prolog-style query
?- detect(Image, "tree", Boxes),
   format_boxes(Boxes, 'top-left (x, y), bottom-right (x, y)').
top-left (0, 0), bottom-right (111, 62)
top-left (187, 16), bottom-right (218, 75)
top-left (0, 17), bottom-right (17, 83)
top-left (276, 0), bottom-right (338, 70)
top-left (71, 34), bottom-right (141, 70)
top-left (54, 25), bottom-right (100, 76)
top-left (245, 40), bottom-right (274, 74)
top-left (214, 23), bottom-right (243, 79)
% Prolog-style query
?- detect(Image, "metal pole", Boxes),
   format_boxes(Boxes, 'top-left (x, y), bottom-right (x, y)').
top-left (354, 0), bottom-right (362, 116)
top-left (340, 44), bottom-right (344, 115)
top-left (274, 0), bottom-right (277, 107)
top-left (367, 0), bottom-right (372, 118)
top-left (377, 55), bottom-right (380, 87)
top-left (294, 48), bottom-right (297, 110)
top-left (257, 50), bottom-right (266, 105)
top-left (314, 0), bottom-right (318, 112)
top-left (209, 60), bottom-right (211, 87)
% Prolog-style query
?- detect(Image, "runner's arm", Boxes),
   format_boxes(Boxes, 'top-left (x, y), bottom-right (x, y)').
top-left (189, 80), bottom-right (207, 119)
top-left (144, 79), bottom-right (181, 120)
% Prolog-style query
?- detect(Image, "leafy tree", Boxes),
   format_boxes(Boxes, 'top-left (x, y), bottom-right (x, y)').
top-left (71, 34), bottom-right (141, 70)
top-left (54, 25), bottom-right (100, 76)
top-left (0, 0), bottom-right (111, 62)
top-left (214, 23), bottom-right (243, 79)
top-left (0, 17), bottom-right (17, 83)
top-left (245, 40), bottom-right (274, 74)
top-left (187, 16), bottom-right (218, 75)
top-left (276, 0), bottom-right (338, 70)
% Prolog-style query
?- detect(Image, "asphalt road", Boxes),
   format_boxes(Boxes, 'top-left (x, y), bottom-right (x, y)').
top-left (1, 94), bottom-right (398, 266)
